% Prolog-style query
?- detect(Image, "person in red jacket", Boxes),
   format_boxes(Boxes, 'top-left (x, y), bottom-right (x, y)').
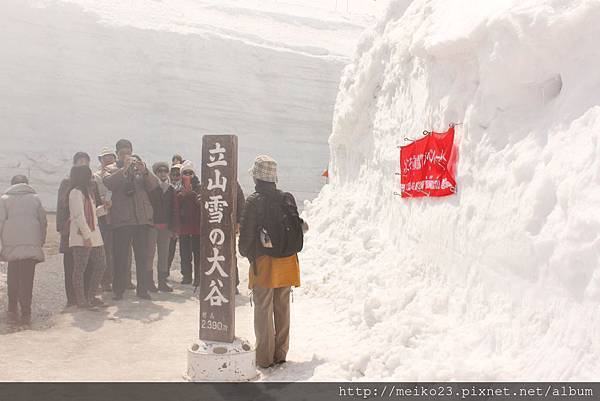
top-left (174, 164), bottom-right (202, 286)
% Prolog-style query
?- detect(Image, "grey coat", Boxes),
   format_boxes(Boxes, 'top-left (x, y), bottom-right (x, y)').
top-left (0, 184), bottom-right (47, 263)
top-left (103, 164), bottom-right (159, 228)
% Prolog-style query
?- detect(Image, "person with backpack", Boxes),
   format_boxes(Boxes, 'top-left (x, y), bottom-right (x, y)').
top-left (0, 175), bottom-right (47, 325)
top-left (68, 166), bottom-right (107, 309)
top-left (238, 155), bottom-right (307, 369)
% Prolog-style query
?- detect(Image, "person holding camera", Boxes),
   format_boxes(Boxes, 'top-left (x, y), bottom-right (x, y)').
top-left (103, 139), bottom-right (158, 300)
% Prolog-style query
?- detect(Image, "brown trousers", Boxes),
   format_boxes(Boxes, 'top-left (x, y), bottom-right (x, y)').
top-left (100, 227), bottom-right (114, 288)
top-left (7, 259), bottom-right (36, 317)
top-left (100, 229), bottom-right (133, 288)
top-left (253, 285), bottom-right (291, 368)
top-left (72, 246), bottom-right (107, 306)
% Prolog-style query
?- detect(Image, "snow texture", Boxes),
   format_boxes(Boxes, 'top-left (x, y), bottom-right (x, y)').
top-left (301, 0), bottom-right (600, 381)
top-left (0, 254), bottom-right (335, 382)
top-left (0, 0), bottom-right (379, 208)
top-left (0, 0), bottom-right (381, 382)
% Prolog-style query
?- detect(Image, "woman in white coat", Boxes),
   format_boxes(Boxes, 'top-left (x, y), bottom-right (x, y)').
top-left (68, 166), bottom-right (107, 309)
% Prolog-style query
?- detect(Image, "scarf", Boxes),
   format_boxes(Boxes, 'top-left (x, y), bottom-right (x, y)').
top-left (159, 179), bottom-right (170, 193)
top-left (83, 194), bottom-right (96, 232)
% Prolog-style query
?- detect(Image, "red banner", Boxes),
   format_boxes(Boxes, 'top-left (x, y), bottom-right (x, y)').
top-left (400, 126), bottom-right (457, 198)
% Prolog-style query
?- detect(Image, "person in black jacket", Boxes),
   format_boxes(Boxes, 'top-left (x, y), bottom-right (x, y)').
top-left (147, 162), bottom-right (177, 292)
top-left (238, 155), bottom-right (305, 368)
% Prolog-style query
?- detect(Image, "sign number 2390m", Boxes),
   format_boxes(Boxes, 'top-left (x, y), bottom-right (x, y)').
top-left (201, 319), bottom-right (229, 332)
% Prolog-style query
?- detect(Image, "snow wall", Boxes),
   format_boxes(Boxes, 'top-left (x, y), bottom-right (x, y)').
top-left (0, 0), bottom-right (345, 209)
top-left (302, 0), bottom-right (600, 380)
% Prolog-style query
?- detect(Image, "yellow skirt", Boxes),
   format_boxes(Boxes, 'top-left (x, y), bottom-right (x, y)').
top-left (249, 254), bottom-right (301, 289)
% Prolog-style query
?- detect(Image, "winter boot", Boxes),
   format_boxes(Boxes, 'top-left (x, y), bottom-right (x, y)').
top-left (7, 311), bottom-right (19, 325)
top-left (148, 281), bottom-right (159, 293)
top-left (90, 297), bottom-right (109, 308)
top-left (20, 314), bottom-right (31, 326)
top-left (158, 280), bottom-right (173, 293)
top-left (136, 291), bottom-right (152, 300)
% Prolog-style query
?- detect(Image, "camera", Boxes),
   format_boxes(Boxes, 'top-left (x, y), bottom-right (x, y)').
top-left (124, 156), bottom-right (143, 196)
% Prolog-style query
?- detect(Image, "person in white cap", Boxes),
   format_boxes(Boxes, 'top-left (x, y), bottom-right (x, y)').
top-left (94, 147), bottom-right (116, 291)
top-left (239, 155), bottom-right (306, 368)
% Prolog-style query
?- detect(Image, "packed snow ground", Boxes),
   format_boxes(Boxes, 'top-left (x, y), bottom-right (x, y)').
top-left (0, 253), bottom-right (346, 381)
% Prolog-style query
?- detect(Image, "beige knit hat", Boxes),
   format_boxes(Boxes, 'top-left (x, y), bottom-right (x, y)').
top-left (249, 155), bottom-right (278, 183)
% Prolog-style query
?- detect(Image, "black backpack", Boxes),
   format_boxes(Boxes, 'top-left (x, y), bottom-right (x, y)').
top-left (257, 190), bottom-right (304, 258)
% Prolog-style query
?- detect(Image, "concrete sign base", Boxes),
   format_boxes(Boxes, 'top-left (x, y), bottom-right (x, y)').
top-left (184, 337), bottom-right (257, 382)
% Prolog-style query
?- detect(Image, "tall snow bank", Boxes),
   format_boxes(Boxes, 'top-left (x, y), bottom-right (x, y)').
top-left (302, 0), bottom-right (600, 380)
top-left (0, 0), bottom-right (344, 208)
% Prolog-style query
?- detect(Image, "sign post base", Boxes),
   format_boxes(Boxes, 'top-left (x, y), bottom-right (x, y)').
top-left (184, 337), bottom-right (257, 382)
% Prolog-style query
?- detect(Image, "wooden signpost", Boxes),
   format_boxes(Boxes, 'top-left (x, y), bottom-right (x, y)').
top-left (199, 135), bottom-right (238, 343)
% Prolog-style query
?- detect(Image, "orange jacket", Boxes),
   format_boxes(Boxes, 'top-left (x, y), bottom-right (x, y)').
top-left (249, 254), bottom-right (300, 289)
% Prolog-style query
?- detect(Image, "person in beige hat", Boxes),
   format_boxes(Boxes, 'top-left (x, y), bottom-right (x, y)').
top-left (239, 155), bottom-right (306, 368)
top-left (94, 147), bottom-right (118, 292)
top-left (248, 155), bottom-right (279, 184)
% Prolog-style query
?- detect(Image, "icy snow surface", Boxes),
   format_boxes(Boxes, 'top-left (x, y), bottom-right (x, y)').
top-left (300, 0), bottom-right (600, 380)
top-left (0, 0), bottom-right (382, 208)
top-left (0, 0), bottom-right (382, 382)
